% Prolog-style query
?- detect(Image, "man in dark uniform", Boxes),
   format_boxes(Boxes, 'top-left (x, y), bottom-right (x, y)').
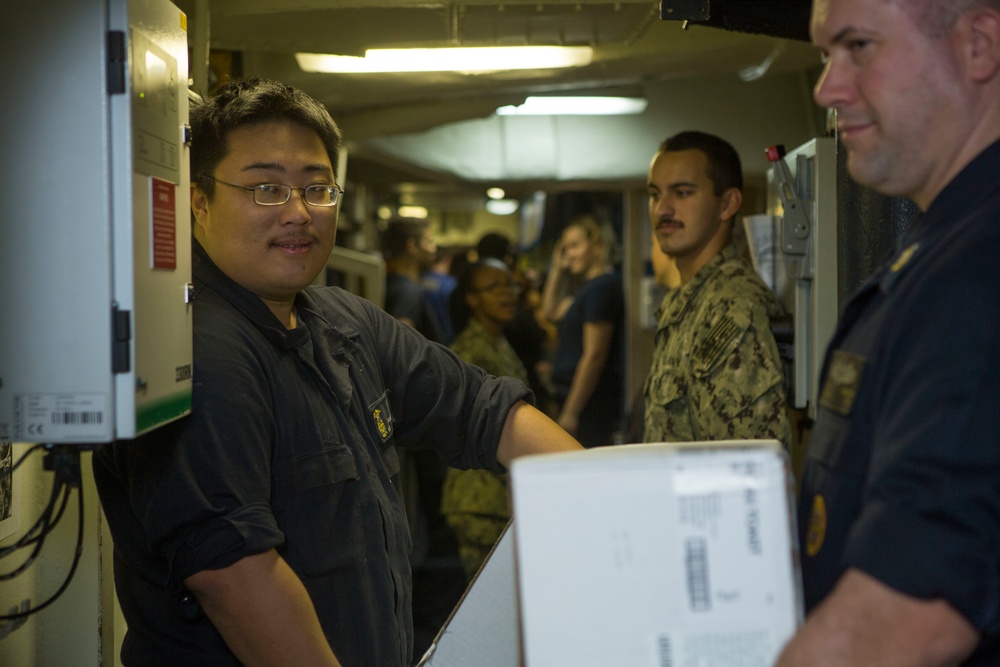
top-left (776, 0), bottom-right (1000, 664)
top-left (93, 77), bottom-right (582, 667)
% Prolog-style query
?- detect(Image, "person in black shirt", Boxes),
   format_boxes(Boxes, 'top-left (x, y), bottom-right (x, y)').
top-left (541, 215), bottom-right (624, 447)
top-left (93, 77), bottom-right (582, 667)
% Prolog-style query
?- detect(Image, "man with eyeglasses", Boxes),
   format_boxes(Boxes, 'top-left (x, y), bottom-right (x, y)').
top-left (93, 77), bottom-right (583, 667)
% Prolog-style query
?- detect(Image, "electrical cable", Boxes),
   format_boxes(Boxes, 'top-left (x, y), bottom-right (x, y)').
top-left (0, 482), bottom-right (83, 620)
top-left (19, 481), bottom-right (73, 547)
top-left (0, 463), bottom-right (68, 561)
top-left (0, 443), bottom-right (46, 480)
top-left (0, 446), bottom-right (86, 620)
top-left (0, 481), bottom-right (69, 577)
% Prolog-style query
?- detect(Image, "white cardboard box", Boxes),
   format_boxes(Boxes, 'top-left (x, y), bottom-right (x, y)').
top-left (510, 440), bottom-right (802, 667)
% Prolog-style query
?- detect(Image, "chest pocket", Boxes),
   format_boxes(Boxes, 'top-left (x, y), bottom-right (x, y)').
top-left (274, 443), bottom-right (359, 495)
top-left (810, 348), bottom-right (871, 475)
top-left (271, 443), bottom-right (363, 577)
top-left (645, 369), bottom-right (696, 442)
top-left (799, 406), bottom-right (870, 607)
top-left (808, 407), bottom-right (870, 476)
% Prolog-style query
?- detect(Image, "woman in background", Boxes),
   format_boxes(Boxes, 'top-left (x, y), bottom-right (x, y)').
top-left (542, 215), bottom-right (624, 447)
top-left (441, 258), bottom-right (528, 579)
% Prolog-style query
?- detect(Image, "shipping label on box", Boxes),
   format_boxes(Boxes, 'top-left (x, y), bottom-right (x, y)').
top-left (511, 440), bottom-right (801, 667)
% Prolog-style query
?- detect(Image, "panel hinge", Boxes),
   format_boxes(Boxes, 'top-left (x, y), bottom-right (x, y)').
top-left (112, 305), bottom-right (131, 374)
top-left (107, 30), bottom-right (127, 95)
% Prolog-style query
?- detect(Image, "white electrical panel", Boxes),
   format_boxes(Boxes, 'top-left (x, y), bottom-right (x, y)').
top-left (766, 138), bottom-right (839, 419)
top-left (0, 0), bottom-right (192, 445)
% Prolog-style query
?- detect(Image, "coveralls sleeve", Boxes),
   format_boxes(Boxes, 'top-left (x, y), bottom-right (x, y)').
top-left (115, 311), bottom-right (286, 595)
top-left (357, 297), bottom-right (533, 473)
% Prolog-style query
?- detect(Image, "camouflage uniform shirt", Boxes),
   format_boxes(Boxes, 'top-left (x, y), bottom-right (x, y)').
top-left (443, 317), bottom-right (528, 520)
top-left (441, 319), bottom-right (530, 572)
top-left (643, 243), bottom-right (790, 446)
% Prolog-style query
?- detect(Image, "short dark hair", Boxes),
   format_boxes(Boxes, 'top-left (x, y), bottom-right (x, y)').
top-left (659, 131), bottom-right (743, 196)
top-left (449, 258), bottom-right (511, 334)
top-left (381, 217), bottom-right (431, 260)
top-left (190, 77), bottom-right (342, 200)
top-left (477, 232), bottom-right (514, 266)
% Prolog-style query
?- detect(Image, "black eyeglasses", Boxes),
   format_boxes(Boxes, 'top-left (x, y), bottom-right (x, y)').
top-left (200, 175), bottom-right (343, 207)
top-left (473, 280), bottom-right (522, 295)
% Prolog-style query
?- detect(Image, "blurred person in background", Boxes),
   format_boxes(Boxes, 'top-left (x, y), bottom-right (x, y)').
top-left (441, 258), bottom-right (528, 579)
top-left (421, 247), bottom-right (458, 344)
top-left (380, 216), bottom-right (461, 660)
top-left (541, 215), bottom-right (624, 447)
top-left (477, 232), bottom-right (554, 415)
top-left (382, 217), bottom-right (447, 344)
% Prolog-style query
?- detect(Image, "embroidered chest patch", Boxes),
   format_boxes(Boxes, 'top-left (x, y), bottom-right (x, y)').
top-left (368, 393), bottom-right (394, 440)
top-left (819, 349), bottom-right (867, 417)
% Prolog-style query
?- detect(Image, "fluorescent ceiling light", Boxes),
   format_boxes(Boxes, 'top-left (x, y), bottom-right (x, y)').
top-left (296, 46), bottom-right (593, 74)
top-left (396, 205), bottom-right (429, 219)
top-left (497, 96), bottom-right (648, 116)
top-left (486, 187), bottom-right (506, 200)
top-left (485, 199), bottom-right (519, 216)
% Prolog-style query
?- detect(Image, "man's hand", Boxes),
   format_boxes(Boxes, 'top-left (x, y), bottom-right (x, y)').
top-left (776, 569), bottom-right (978, 667)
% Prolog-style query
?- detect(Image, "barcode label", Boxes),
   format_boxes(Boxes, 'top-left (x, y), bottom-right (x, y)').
top-left (51, 411), bottom-right (104, 425)
top-left (658, 634), bottom-right (673, 667)
top-left (15, 393), bottom-right (108, 442)
top-left (682, 631), bottom-right (772, 666)
top-left (685, 537), bottom-right (711, 612)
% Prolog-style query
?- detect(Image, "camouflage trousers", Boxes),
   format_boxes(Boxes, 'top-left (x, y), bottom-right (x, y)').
top-left (443, 513), bottom-right (509, 580)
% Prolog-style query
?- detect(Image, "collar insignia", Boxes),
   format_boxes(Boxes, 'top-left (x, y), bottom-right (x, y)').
top-left (890, 243), bottom-right (919, 273)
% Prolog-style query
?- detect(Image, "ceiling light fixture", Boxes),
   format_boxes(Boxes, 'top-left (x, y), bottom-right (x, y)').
top-left (485, 199), bottom-right (520, 216)
top-left (296, 46), bottom-right (593, 74)
top-left (495, 96), bottom-right (648, 116)
top-left (738, 43), bottom-right (786, 82)
top-left (396, 205), bottom-right (428, 219)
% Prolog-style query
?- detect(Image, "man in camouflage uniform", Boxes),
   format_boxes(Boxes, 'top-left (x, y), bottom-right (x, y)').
top-left (643, 131), bottom-right (789, 446)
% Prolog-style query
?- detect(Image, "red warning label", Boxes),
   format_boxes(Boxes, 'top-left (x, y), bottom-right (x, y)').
top-left (152, 177), bottom-right (176, 270)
